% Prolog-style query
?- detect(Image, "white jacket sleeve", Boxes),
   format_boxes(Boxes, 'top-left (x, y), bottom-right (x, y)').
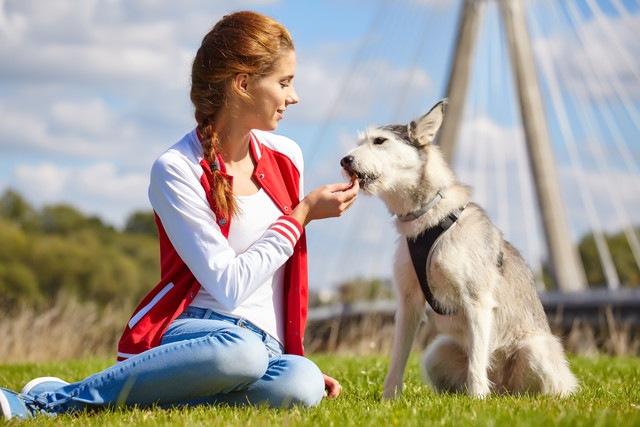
top-left (148, 152), bottom-right (301, 310)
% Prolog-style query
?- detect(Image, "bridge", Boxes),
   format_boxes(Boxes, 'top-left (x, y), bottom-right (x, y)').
top-left (300, 0), bottom-right (640, 344)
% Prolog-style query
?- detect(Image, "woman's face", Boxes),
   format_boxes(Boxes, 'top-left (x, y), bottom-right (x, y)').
top-left (242, 49), bottom-right (299, 131)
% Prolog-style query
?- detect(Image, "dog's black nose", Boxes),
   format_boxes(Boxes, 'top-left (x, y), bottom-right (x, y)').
top-left (340, 155), bottom-right (354, 168)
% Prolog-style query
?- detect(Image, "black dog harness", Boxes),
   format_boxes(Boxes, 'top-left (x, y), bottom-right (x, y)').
top-left (406, 207), bottom-right (464, 315)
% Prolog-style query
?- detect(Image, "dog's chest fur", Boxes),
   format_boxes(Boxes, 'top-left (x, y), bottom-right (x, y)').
top-left (394, 201), bottom-right (505, 334)
top-left (395, 230), bottom-right (468, 329)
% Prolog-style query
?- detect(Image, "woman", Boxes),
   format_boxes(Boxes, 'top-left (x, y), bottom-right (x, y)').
top-left (0, 10), bottom-right (358, 420)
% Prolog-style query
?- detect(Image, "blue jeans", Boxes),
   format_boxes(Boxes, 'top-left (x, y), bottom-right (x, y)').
top-left (34, 307), bottom-right (325, 413)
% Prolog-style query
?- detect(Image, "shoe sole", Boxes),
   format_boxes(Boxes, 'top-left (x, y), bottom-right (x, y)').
top-left (0, 393), bottom-right (11, 421)
top-left (0, 389), bottom-right (15, 420)
top-left (21, 377), bottom-right (68, 396)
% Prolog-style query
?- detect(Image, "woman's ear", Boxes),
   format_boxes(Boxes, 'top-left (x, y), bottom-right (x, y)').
top-left (230, 73), bottom-right (254, 101)
top-left (232, 73), bottom-right (249, 95)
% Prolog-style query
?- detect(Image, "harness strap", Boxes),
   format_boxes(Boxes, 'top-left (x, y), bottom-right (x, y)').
top-left (406, 208), bottom-right (464, 315)
top-left (397, 188), bottom-right (446, 222)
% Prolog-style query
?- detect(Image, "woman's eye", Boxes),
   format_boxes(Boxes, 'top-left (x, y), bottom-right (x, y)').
top-left (280, 81), bottom-right (290, 88)
top-left (373, 137), bottom-right (386, 145)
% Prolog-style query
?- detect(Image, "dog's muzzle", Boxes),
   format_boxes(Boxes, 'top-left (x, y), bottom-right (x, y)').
top-left (340, 155), bottom-right (376, 189)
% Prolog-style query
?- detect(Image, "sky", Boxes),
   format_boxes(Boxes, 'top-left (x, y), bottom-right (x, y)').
top-left (1, 0), bottom-right (639, 291)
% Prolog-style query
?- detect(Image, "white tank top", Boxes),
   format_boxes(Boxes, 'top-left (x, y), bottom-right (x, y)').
top-left (190, 188), bottom-right (286, 344)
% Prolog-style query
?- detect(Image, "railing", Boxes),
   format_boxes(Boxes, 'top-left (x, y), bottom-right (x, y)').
top-left (305, 288), bottom-right (640, 354)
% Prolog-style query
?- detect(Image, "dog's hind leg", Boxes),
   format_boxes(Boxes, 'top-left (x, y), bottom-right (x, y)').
top-left (421, 334), bottom-right (468, 393)
top-left (383, 285), bottom-right (425, 399)
top-left (507, 334), bottom-right (579, 396)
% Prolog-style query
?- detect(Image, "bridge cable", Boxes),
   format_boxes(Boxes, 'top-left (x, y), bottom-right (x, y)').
top-left (564, 0), bottom-right (640, 273)
top-left (530, 0), bottom-right (620, 288)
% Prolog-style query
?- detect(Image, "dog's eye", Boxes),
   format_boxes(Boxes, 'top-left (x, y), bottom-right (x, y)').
top-left (373, 137), bottom-right (387, 145)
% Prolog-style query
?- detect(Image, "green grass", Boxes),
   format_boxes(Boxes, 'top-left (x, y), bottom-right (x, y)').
top-left (1, 354), bottom-right (639, 426)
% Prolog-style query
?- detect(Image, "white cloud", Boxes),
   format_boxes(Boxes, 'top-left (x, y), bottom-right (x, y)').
top-left (11, 161), bottom-right (149, 227)
top-left (291, 58), bottom-right (433, 123)
top-left (529, 2), bottom-right (640, 101)
top-left (0, 98), bottom-right (146, 161)
top-left (0, 22), bottom-right (192, 89)
top-left (73, 162), bottom-right (148, 201)
top-left (51, 99), bottom-right (113, 135)
top-left (409, 0), bottom-right (452, 8)
top-left (451, 112), bottom-right (640, 254)
top-left (14, 163), bottom-right (71, 199)
top-left (0, 101), bottom-right (49, 150)
top-left (558, 163), bottom-right (640, 237)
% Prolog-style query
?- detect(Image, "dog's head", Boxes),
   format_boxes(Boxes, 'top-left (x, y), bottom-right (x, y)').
top-left (340, 99), bottom-right (447, 199)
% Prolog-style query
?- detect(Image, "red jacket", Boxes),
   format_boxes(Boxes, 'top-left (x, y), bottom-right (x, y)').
top-left (117, 131), bottom-right (308, 361)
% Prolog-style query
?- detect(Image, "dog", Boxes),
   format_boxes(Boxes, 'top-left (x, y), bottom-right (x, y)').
top-left (340, 99), bottom-right (578, 399)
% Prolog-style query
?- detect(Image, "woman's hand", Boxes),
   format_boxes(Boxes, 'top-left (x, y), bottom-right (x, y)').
top-left (323, 373), bottom-right (343, 398)
top-left (291, 175), bottom-right (359, 226)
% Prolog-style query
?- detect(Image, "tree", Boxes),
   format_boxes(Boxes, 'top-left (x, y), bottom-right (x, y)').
top-left (0, 262), bottom-right (40, 306)
top-left (0, 189), bottom-right (41, 231)
top-left (40, 205), bottom-right (113, 235)
top-left (125, 211), bottom-right (158, 238)
top-left (0, 190), bottom-right (160, 308)
top-left (578, 228), bottom-right (640, 287)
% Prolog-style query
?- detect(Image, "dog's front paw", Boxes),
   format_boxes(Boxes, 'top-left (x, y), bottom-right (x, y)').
top-left (382, 388), bottom-right (401, 400)
top-left (467, 382), bottom-right (490, 399)
top-left (382, 382), bottom-right (403, 400)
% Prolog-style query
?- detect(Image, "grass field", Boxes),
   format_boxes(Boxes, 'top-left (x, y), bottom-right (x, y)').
top-left (1, 354), bottom-right (638, 426)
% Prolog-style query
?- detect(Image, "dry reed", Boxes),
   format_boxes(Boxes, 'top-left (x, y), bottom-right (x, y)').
top-left (0, 297), bottom-right (131, 363)
top-left (0, 298), bottom-right (637, 364)
top-left (305, 305), bottom-right (640, 358)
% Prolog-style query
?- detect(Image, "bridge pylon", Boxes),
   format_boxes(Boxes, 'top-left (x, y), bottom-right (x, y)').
top-left (438, 0), bottom-right (588, 292)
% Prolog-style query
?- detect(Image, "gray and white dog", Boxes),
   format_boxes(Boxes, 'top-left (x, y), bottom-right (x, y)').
top-left (340, 99), bottom-right (578, 399)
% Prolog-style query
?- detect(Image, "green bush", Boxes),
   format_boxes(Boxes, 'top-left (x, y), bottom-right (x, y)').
top-left (0, 189), bottom-right (160, 308)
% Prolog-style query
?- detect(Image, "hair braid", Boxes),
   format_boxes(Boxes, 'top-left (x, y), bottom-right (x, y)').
top-left (198, 122), bottom-right (236, 220)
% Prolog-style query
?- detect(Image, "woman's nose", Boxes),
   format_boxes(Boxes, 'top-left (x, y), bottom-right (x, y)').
top-left (287, 87), bottom-right (299, 105)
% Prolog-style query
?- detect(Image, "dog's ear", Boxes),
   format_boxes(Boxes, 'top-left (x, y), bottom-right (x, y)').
top-left (408, 99), bottom-right (447, 146)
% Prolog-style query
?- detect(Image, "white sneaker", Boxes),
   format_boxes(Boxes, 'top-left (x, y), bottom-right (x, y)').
top-left (0, 388), bottom-right (32, 420)
top-left (20, 377), bottom-right (69, 397)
